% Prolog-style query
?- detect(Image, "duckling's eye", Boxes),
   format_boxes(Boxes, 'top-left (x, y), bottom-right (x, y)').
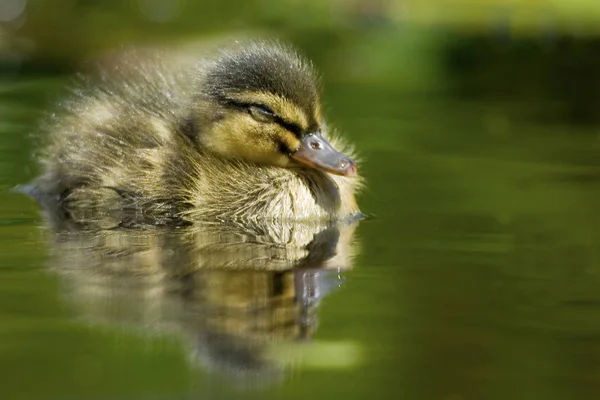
top-left (248, 104), bottom-right (275, 123)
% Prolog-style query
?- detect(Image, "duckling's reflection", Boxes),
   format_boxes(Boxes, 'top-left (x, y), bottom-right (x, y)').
top-left (46, 215), bottom-right (359, 382)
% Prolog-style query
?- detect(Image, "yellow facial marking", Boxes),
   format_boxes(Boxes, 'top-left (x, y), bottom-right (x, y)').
top-left (281, 131), bottom-right (301, 153)
top-left (197, 90), bottom-right (322, 168)
top-left (202, 112), bottom-right (292, 167)
top-left (313, 105), bottom-right (323, 125)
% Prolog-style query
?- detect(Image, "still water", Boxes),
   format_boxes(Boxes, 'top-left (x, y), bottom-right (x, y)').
top-left (1, 68), bottom-right (600, 400)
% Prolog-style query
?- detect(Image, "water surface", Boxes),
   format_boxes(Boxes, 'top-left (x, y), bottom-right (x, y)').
top-left (1, 60), bottom-right (600, 400)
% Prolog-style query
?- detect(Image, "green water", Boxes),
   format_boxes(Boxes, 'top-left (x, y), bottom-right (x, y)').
top-left (2, 37), bottom-right (600, 400)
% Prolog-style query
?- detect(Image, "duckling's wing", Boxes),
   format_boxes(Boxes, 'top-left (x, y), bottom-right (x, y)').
top-left (33, 48), bottom-right (202, 226)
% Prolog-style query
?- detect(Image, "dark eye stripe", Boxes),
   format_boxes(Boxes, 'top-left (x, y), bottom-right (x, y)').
top-left (226, 99), bottom-right (305, 137)
top-left (278, 140), bottom-right (293, 155)
top-left (274, 117), bottom-right (303, 137)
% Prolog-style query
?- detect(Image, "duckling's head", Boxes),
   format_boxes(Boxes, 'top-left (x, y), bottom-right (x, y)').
top-left (192, 41), bottom-right (357, 177)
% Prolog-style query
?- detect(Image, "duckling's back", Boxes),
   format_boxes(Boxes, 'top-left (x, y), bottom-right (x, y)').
top-left (34, 49), bottom-right (195, 221)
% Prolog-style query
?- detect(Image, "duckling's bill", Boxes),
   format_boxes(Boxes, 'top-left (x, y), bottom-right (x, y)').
top-left (291, 133), bottom-right (357, 177)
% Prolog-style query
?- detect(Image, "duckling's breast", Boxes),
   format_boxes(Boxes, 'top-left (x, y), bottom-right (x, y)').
top-left (178, 152), bottom-right (360, 223)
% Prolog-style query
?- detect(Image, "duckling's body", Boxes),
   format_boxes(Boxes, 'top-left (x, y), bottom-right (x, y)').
top-left (33, 41), bottom-right (361, 225)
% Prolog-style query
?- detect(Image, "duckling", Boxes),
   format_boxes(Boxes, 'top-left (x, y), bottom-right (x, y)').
top-left (31, 40), bottom-right (362, 225)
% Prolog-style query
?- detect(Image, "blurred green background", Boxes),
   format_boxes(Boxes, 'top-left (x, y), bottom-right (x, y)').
top-left (1, 1), bottom-right (600, 399)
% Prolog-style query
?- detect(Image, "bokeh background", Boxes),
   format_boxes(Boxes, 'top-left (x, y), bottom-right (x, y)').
top-left (1, 1), bottom-right (600, 399)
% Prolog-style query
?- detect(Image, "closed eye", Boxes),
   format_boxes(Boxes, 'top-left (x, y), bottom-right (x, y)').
top-left (247, 104), bottom-right (303, 136)
top-left (230, 100), bottom-right (304, 136)
top-left (248, 104), bottom-right (275, 122)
